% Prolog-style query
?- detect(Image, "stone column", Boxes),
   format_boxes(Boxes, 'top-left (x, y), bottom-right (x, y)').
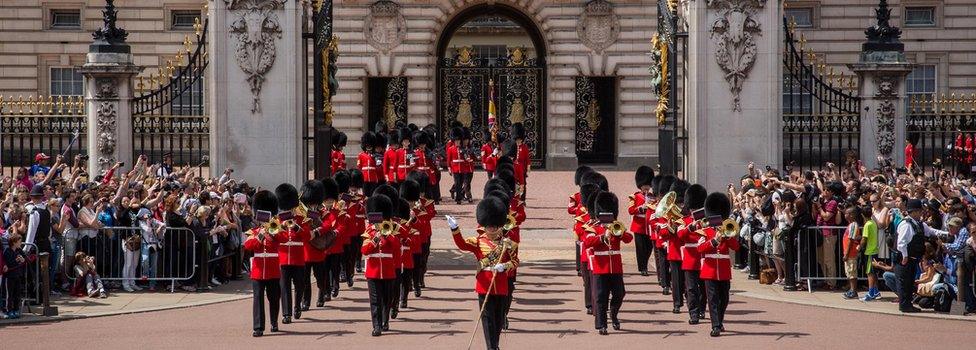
top-left (209, 0), bottom-right (306, 189)
top-left (685, 0), bottom-right (782, 190)
top-left (79, 0), bottom-right (141, 178)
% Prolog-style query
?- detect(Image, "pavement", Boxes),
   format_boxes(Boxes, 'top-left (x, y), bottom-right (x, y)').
top-left (2, 170), bottom-right (974, 348)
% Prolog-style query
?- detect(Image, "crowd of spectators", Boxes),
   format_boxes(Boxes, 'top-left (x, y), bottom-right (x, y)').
top-left (728, 157), bottom-right (976, 314)
top-left (1, 152), bottom-right (255, 319)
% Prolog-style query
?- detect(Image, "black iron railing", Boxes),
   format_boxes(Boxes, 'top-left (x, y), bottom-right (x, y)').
top-left (907, 94), bottom-right (976, 176)
top-left (0, 96), bottom-right (86, 177)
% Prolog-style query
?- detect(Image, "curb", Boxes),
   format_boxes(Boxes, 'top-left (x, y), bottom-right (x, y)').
top-left (1, 294), bottom-right (251, 326)
top-left (735, 290), bottom-right (976, 323)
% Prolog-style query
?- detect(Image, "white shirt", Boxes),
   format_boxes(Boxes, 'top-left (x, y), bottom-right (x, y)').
top-left (78, 207), bottom-right (99, 239)
top-left (895, 217), bottom-right (947, 259)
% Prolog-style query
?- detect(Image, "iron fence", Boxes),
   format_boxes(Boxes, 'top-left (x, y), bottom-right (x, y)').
top-left (0, 97), bottom-right (87, 177)
top-left (69, 227), bottom-right (198, 292)
top-left (906, 94), bottom-right (976, 177)
top-left (795, 226), bottom-right (883, 292)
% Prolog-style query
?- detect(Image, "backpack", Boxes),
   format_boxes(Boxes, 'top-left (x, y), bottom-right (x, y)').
top-left (933, 285), bottom-right (957, 313)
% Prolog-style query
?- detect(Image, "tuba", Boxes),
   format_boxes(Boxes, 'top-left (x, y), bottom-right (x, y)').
top-left (503, 214), bottom-right (518, 231)
top-left (654, 191), bottom-right (683, 222)
top-left (718, 218), bottom-right (740, 239)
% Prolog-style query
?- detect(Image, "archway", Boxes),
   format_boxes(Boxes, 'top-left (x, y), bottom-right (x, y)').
top-left (434, 3), bottom-right (548, 167)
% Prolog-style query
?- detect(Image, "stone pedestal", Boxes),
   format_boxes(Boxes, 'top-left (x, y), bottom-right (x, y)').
top-left (79, 53), bottom-right (140, 178)
top-left (685, 0), bottom-right (782, 190)
top-left (850, 61), bottom-right (913, 170)
top-left (209, 0), bottom-right (306, 189)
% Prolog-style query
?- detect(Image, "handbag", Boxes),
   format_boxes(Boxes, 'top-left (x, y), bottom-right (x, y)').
top-left (759, 268), bottom-right (777, 285)
top-left (309, 229), bottom-right (337, 251)
top-left (125, 233), bottom-right (142, 251)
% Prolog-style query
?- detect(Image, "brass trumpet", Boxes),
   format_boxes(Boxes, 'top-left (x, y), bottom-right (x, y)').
top-left (264, 219), bottom-right (283, 236)
top-left (608, 220), bottom-right (626, 237)
top-left (503, 214), bottom-right (517, 231)
top-left (718, 218), bottom-right (740, 239)
top-left (377, 220), bottom-right (396, 236)
top-left (654, 191), bottom-right (683, 222)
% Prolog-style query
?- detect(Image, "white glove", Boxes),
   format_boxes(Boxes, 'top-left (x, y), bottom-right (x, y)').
top-left (446, 215), bottom-right (459, 230)
top-left (493, 263), bottom-right (506, 273)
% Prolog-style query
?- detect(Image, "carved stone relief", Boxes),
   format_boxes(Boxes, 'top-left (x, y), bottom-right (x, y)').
top-left (708, 0), bottom-right (765, 111)
top-left (577, 0), bottom-right (620, 53)
top-left (95, 78), bottom-right (118, 99)
top-left (874, 75), bottom-right (900, 157)
top-left (225, 0), bottom-right (285, 114)
top-left (365, 1), bottom-right (406, 53)
top-left (95, 101), bottom-right (117, 169)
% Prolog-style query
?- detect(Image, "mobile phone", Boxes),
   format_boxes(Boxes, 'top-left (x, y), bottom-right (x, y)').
top-left (254, 210), bottom-right (272, 223)
top-left (597, 212), bottom-right (614, 224)
top-left (367, 212), bottom-right (384, 224)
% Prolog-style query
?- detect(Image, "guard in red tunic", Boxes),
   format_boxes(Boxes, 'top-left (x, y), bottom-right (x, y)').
top-left (413, 131), bottom-right (435, 187)
top-left (405, 171), bottom-right (435, 294)
top-left (275, 183), bottom-right (308, 324)
top-left (649, 175), bottom-right (676, 295)
top-left (446, 127), bottom-right (464, 202)
top-left (362, 194), bottom-right (401, 336)
top-left (394, 128), bottom-right (415, 183)
top-left (340, 174), bottom-right (366, 285)
top-left (383, 131), bottom-right (401, 185)
top-left (448, 196), bottom-right (519, 350)
top-left (347, 170), bottom-right (367, 274)
top-left (327, 171), bottom-right (353, 296)
top-left (628, 166), bottom-right (655, 276)
top-left (510, 123), bottom-right (530, 200)
top-left (331, 132), bottom-right (347, 175)
top-left (458, 128), bottom-right (476, 203)
top-left (570, 166), bottom-right (594, 275)
top-left (298, 179), bottom-right (329, 310)
top-left (677, 184), bottom-right (709, 324)
top-left (244, 191), bottom-right (282, 337)
top-left (658, 180), bottom-right (690, 314)
top-left (481, 138), bottom-right (498, 179)
top-left (394, 182), bottom-right (421, 311)
top-left (583, 191), bottom-right (633, 335)
top-left (358, 132), bottom-right (381, 196)
top-left (576, 183), bottom-right (600, 315)
top-left (697, 192), bottom-right (741, 337)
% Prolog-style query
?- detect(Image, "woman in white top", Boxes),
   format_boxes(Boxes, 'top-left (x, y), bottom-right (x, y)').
top-left (77, 194), bottom-right (103, 254)
top-left (870, 192), bottom-right (891, 259)
top-left (136, 207), bottom-right (166, 291)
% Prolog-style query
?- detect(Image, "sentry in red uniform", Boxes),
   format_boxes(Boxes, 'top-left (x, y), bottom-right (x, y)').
top-left (358, 151), bottom-right (380, 183)
top-left (452, 228), bottom-right (519, 295)
top-left (245, 227), bottom-right (283, 280)
top-left (395, 147), bottom-right (415, 182)
top-left (331, 149), bottom-right (346, 175)
top-left (659, 214), bottom-right (689, 262)
top-left (383, 145), bottom-right (400, 183)
top-left (697, 227), bottom-right (741, 281)
top-left (677, 210), bottom-right (706, 271)
top-left (361, 224), bottom-right (400, 280)
top-left (481, 143), bottom-right (497, 173)
top-left (627, 191), bottom-right (651, 234)
top-left (278, 217), bottom-right (309, 267)
top-left (583, 223), bottom-right (633, 275)
top-left (446, 142), bottom-right (462, 174)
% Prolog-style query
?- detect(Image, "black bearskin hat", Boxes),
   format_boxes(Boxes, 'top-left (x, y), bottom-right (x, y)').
top-left (484, 183), bottom-right (510, 200)
top-left (275, 183), bottom-right (299, 211)
top-left (321, 178), bottom-right (340, 201)
top-left (635, 166), bottom-right (654, 189)
top-left (704, 192), bottom-right (732, 219)
top-left (495, 170), bottom-right (517, 194)
top-left (348, 169), bottom-right (364, 189)
top-left (300, 180), bottom-right (325, 206)
top-left (670, 180), bottom-right (690, 205)
top-left (367, 194), bottom-right (394, 220)
top-left (405, 171), bottom-right (429, 194)
top-left (503, 139), bottom-right (518, 158)
top-left (651, 176), bottom-right (662, 196)
top-left (594, 191), bottom-right (619, 219)
top-left (413, 131), bottom-right (429, 146)
top-left (495, 162), bottom-right (515, 175)
top-left (374, 133), bottom-right (387, 148)
top-left (334, 132), bottom-right (348, 148)
top-left (583, 187), bottom-right (601, 215)
top-left (397, 128), bottom-right (412, 145)
top-left (476, 196), bottom-right (508, 228)
top-left (395, 198), bottom-right (411, 220)
top-left (387, 130), bottom-right (400, 146)
top-left (399, 179), bottom-right (421, 202)
top-left (575, 165), bottom-right (594, 186)
top-left (408, 123), bottom-right (418, 133)
top-left (497, 155), bottom-right (514, 167)
top-left (373, 184), bottom-right (399, 203)
top-left (581, 171), bottom-right (609, 191)
top-left (462, 127), bottom-right (472, 140)
top-left (486, 189), bottom-right (511, 205)
top-left (333, 170), bottom-right (350, 194)
top-left (656, 175), bottom-right (677, 197)
top-left (485, 178), bottom-right (511, 193)
top-left (450, 120), bottom-right (464, 130)
top-left (450, 127), bottom-right (463, 141)
top-left (685, 184), bottom-right (708, 211)
top-left (252, 190), bottom-right (279, 216)
top-left (361, 131), bottom-right (376, 150)
top-left (511, 122), bottom-right (526, 140)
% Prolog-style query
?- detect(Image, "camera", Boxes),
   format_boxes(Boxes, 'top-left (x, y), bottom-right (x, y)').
top-left (79, 154), bottom-right (89, 161)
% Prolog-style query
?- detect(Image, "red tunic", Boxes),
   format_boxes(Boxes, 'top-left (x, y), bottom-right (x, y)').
top-left (383, 146), bottom-right (399, 183)
top-left (453, 229), bottom-right (519, 296)
top-left (243, 227), bottom-right (282, 280)
top-left (568, 192), bottom-right (581, 216)
top-left (659, 215), bottom-right (690, 262)
top-left (361, 225), bottom-right (400, 280)
top-left (331, 149), bottom-right (346, 174)
top-left (460, 147), bottom-right (475, 174)
top-left (412, 198), bottom-right (435, 242)
top-left (583, 222), bottom-right (633, 274)
top-left (627, 191), bottom-right (651, 234)
top-left (395, 148), bottom-right (415, 181)
top-left (346, 194), bottom-right (366, 241)
top-left (697, 227), bottom-right (741, 281)
top-left (446, 144), bottom-right (461, 174)
top-left (647, 216), bottom-right (668, 248)
top-left (358, 151), bottom-right (381, 183)
top-left (510, 196), bottom-right (526, 225)
top-left (481, 144), bottom-right (497, 172)
top-left (395, 218), bottom-right (414, 270)
top-left (574, 211), bottom-right (590, 264)
top-left (676, 212), bottom-right (705, 270)
top-left (277, 214), bottom-right (309, 266)
top-left (413, 149), bottom-right (435, 182)
top-left (329, 201), bottom-right (352, 255)
top-left (516, 143), bottom-right (530, 183)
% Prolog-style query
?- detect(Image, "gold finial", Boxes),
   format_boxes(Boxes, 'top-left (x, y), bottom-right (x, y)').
top-left (950, 93), bottom-right (958, 112)
top-left (971, 93), bottom-right (976, 112)
top-left (137, 76), bottom-right (145, 92)
top-left (194, 17), bottom-right (202, 36)
top-left (940, 93), bottom-right (947, 112)
top-left (910, 95), bottom-right (918, 113)
top-left (27, 95), bottom-right (36, 114)
top-left (799, 36), bottom-right (806, 52)
top-left (0, 95), bottom-right (4, 114)
top-left (16, 95), bottom-right (25, 114)
top-left (789, 17), bottom-right (797, 33)
top-left (56, 95), bottom-right (64, 114)
top-left (203, 2), bottom-right (208, 13)
top-left (828, 67), bottom-right (836, 84)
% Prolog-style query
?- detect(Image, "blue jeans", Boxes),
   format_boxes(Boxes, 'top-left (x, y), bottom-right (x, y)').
top-left (141, 242), bottom-right (159, 288)
top-left (882, 271), bottom-right (898, 294)
top-left (49, 237), bottom-right (62, 290)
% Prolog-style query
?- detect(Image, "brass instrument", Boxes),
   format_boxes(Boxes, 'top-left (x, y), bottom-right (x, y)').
top-left (503, 214), bottom-right (517, 231)
top-left (377, 220), bottom-right (396, 236)
top-left (718, 218), bottom-right (740, 239)
top-left (264, 218), bottom-right (283, 237)
top-left (608, 220), bottom-right (626, 237)
top-left (654, 191), bottom-right (683, 222)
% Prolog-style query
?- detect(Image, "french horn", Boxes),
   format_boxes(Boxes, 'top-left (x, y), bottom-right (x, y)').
top-left (654, 191), bottom-right (683, 222)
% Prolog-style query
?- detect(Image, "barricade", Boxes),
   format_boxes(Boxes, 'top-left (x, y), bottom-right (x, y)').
top-left (795, 226), bottom-right (873, 292)
top-left (70, 227), bottom-right (197, 292)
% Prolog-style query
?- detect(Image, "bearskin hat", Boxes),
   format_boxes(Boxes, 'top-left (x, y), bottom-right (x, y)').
top-left (374, 121), bottom-right (388, 134)
top-left (486, 177), bottom-right (511, 192)
top-left (413, 131), bottom-right (429, 146)
top-left (300, 179), bottom-right (325, 206)
top-left (462, 127), bottom-right (472, 140)
top-left (450, 120), bottom-right (464, 130)
top-left (373, 184), bottom-right (399, 203)
top-left (397, 128), bottom-right (412, 145)
top-left (348, 169), bottom-right (364, 189)
top-left (655, 175), bottom-right (677, 197)
top-left (450, 127), bottom-right (463, 141)
top-left (405, 171), bottom-right (429, 194)
top-left (476, 196), bottom-right (508, 228)
top-left (511, 122), bottom-right (526, 140)
top-left (635, 166), bottom-right (655, 189)
top-left (408, 123), bottom-right (419, 133)
top-left (275, 183), bottom-right (299, 210)
top-left (387, 130), bottom-right (400, 146)
top-left (651, 176), bottom-right (662, 196)
top-left (333, 170), bottom-right (350, 194)
top-left (495, 170), bottom-right (517, 194)
top-left (361, 131), bottom-right (376, 150)
top-left (367, 194), bottom-right (393, 220)
top-left (374, 133), bottom-right (387, 149)
top-left (670, 180), bottom-right (690, 205)
top-left (486, 189), bottom-right (511, 205)
top-left (395, 198), bottom-right (411, 220)
top-left (581, 171), bottom-right (609, 191)
top-left (685, 184), bottom-right (708, 211)
top-left (334, 132), bottom-right (348, 148)
top-left (320, 178), bottom-right (339, 201)
top-left (495, 162), bottom-right (515, 175)
top-left (594, 191), bottom-right (619, 219)
top-left (583, 187), bottom-right (602, 215)
top-left (485, 182), bottom-right (511, 199)
top-left (503, 140), bottom-right (518, 158)
top-left (575, 165), bottom-right (594, 186)
top-left (252, 190), bottom-right (279, 216)
top-left (497, 155), bottom-right (513, 166)
top-left (399, 179), bottom-right (421, 202)
top-left (704, 192), bottom-right (732, 219)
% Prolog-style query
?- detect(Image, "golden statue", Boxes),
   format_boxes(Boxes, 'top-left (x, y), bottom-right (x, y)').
top-left (508, 97), bottom-right (525, 124)
top-left (585, 99), bottom-right (601, 131)
top-left (507, 47), bottom-right (526, 67)
top-left (383, 97), bottom-right (397, 128)
top-left (457, 98), bottom-right (473, 127)
top-left (456, 46), bottom-right (475, 67)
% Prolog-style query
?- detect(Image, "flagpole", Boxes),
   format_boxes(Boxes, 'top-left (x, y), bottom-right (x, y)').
top-left (489, 78), bottom-right (497, 143)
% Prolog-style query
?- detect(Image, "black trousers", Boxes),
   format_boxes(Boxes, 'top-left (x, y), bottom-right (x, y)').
top-left (4, 274), bottom-right (23, 313)
top-left (581, 264), bottom-right (593, 310)
top-left (453, 173), bottom-right (473, 201)
top-left (592, 274), bottom-right (625, 329)
top-left (420, 241), bottom-right (432, 285)
top-left (503, 275), bottom-right (516, 319)
top-left (349, 236), bottom-right (365, 275)
top-left (478, 294), bottom-right (506, 350)
top-left (575, 242), bottom-right (582, 274)
top-left (654, 246), bottom-right (671, 289)
top-left (684, 269), bottom-right (706, 319)
top-left (324, 254), bottom-right (343, 294)
top-left (342, 242), bottom-right (359, 285)
top-left (367, 279), bottom-right (396, 331)
top-left (669, 261), bottom-right (685, 309)
top-left (302, 260), bottom-right (327, 306)
top-left (412, 253), bottom-right (425, 293)
top-left (397, 268), bottom-right (413, 307)
top-left (894, 258), bottom-right (918, 311)
top-left (705, 280), bottom-right (731, 330)
top-left (280, 265), bottom-right (305, 316)
top-left (634, 234), bottom-right (652, 273)
top-left (252, 279), bottom-right (280, 331)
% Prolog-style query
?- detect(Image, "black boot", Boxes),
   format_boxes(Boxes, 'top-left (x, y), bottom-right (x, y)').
top-left (372, 328), bottom-right (382, 336)
top-left (662, 287), bottom-right (671, 295)
top-left (282, 316), bottom-right (292, 324)
top-left (598, 327), bottom-right (608, 335)
top-left (585, 307), bottom-right (592, 315)
top-left (252, 330), bottom-right (263, 337)
top-left (271, 324), bottom-right (279, 332)
top-left (503, 317), bottom-right (510, 330)
top-left (710, 328), bottom-right (721, 337)
top-left (294, 309), bottom-right (302, 320)
top-left (611, 318), bottom-right (620, 330)
top-left (672, 306), bottom-right (681, 314)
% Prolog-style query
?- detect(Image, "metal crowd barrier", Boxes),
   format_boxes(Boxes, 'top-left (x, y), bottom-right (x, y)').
top-left (1, 242), bottom-right (41, 314)
top-left (69, 227), bottom-right (197, 292)
top-left (795, 226), bottom-right (873, 293)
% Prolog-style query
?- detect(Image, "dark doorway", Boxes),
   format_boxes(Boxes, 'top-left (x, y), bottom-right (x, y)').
top-left (575, 76), bottom-right (616, 164)
top-left (366, 77), bottom-right (408, 131)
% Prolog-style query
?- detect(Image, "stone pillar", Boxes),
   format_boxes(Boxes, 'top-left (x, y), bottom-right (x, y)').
top-left (209, 0), bottom-right (306, 189)
top-left (685, 0), bottom-right (782, 190)
top-left (79, 0), bottom-right (140, 178)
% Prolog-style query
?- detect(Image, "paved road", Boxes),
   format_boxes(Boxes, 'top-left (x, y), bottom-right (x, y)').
top-left (4, 171), bottom-right (974, 348)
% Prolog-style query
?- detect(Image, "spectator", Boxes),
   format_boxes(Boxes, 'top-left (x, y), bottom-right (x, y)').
top-left (29, 153), bottom-right (51, 178)
top-left (842, 206), bottom-right (863, 299)
top-left (136, 207), bottom-right (165, 291)
top-left (2, 233), bottom-right (28, 319)
top-left (861, 208), bottom-right (881, 301)
top-left (70, 252), bottom-right (106, 298)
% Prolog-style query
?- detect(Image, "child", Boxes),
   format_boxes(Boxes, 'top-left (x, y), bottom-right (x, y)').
top-left (842, 206), bottom-right (863, 299)
top-left (72, 251), bottom-right (107, 299)
top-left (860, 207), bottom-right (881, 301)
top-left (3, 233), bottom-right (29, 319)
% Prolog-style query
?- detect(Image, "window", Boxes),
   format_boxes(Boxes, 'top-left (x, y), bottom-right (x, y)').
top-left (172, 77), bottom-right (206, 115)
top-left (49, 68), bottom-right (84, 96)
top-left (171, 10), bottom-right (201, 30)
top-left (473, 45), bottom-right (507, 66)
top-left (782, 73), bottom-right (812, 114)
top-left (785, 8), bottom-right (814, 28)
top-left (904, 7), bottom-right (936, 27)
top-left (906, 64), bottom-right (937, 110)
top-left (50, 9), bottom-right (81, 29)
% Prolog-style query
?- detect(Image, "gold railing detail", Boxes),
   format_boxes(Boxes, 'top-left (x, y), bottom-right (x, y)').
top-left (0, 95), bottom-right (85, 116)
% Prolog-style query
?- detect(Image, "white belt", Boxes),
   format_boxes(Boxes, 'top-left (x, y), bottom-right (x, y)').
top-left (704, 254), bottom-right (730, 259)
top-left (356, 214), bottom-right (366, 218)
top-left (398, 165), bottom-right (412, 168)
top-left (634, 214), bottom-right (645, 218)
top-left (253, 252), bottom-right (279, 258)
top-left (683, 243), bottom-right (699, 248)
top-left (362, 166), bottom-right (376, 170)
top-left (452, 160), bottom-right (464, 163)
top-left (281, 241), bottom-right (303, 246)
top-left (592, 250), bottom-right (621, 256)
top-left (416, 167), bottom-right (429, 170)
top-left (400, 246), bottom-right (411, 251)
top-left (366, 253), bottom-right (393, 258)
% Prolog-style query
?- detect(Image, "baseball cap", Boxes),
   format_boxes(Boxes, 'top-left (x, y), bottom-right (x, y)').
top-left (948, 217), bottom-right (964, 228)
top-left (35, 152), bottom-right (51, 161)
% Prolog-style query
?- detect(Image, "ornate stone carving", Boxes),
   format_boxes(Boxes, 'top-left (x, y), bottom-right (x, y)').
top-left (95, 101), bottom-right (117, 168)
top-left (708, 0), bottom-right (765, 111)
top-left (873, 75), bottom-right (900, 157)
top-left (95, 78), bottom-right (118, 99)
top-left (577, 0), bottom-right (620, 53)
top-left (364, 1), bottom-right (406, 53)
top-left (225, 0), bottom-right (285, 113)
